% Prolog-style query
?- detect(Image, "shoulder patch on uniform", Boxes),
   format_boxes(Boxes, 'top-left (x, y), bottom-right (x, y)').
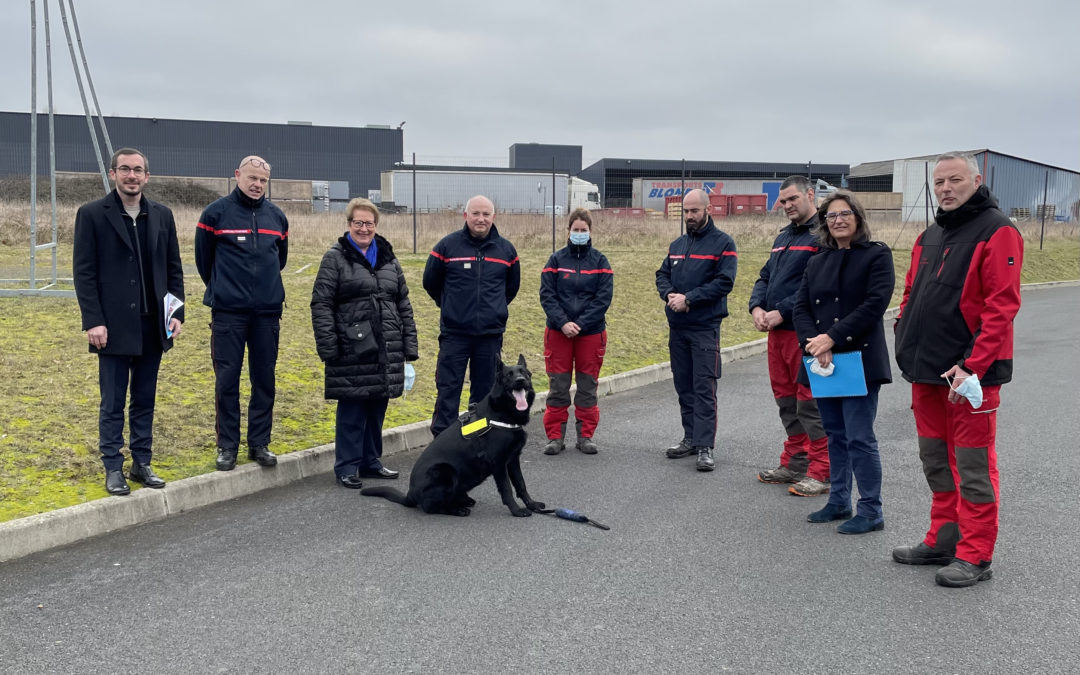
top-left (1008, 257), bottom-right (1015, 266)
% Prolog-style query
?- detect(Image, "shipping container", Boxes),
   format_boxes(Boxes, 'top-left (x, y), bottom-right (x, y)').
top-left (633, 177), bottom-right (784, 211)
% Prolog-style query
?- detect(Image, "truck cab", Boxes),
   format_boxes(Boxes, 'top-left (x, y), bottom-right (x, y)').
top-left (569, 177), bottom-right (602, 211)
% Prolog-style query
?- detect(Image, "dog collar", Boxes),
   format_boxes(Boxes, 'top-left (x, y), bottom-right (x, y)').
top-left (461, 417), bottom-right (523, 438)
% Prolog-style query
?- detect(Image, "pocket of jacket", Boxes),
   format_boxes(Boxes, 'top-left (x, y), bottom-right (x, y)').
top-left (344, 320), bottom-right (378, 358)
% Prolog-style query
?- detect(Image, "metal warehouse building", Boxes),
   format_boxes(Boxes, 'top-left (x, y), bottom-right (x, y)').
top-left (579, 158), bottom-right (849, 208)
top-left (0, 111), bottom-right (403, 198)
top-left (849, 150), bottom-right (1080, 222)
top-left (509, 143), bottom-right (582, 174)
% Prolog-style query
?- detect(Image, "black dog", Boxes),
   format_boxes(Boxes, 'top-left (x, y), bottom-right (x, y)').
top-left (361, 354), bottom-right (546, 517)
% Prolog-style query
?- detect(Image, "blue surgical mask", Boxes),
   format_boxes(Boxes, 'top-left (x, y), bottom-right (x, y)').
top-left (948, 373), bottom-right (983, 408)
top-left (569, 232), bottom-right (590, 246)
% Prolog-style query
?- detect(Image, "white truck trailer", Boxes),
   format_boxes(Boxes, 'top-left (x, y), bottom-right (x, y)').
top-left (380, 170), bottom-right (600, 213)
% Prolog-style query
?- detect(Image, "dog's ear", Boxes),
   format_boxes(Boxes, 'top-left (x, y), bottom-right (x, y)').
top-left (495, 352), bottom-right (505, 372)
top-left (517, 353), bottom-right (526, 367)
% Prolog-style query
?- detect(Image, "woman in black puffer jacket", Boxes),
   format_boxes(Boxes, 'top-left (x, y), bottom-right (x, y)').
top-left (311, 198), bottom-right (419, 489)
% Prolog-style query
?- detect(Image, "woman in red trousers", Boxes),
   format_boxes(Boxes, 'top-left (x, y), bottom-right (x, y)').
top-left (539, 208), bottom-right (613, 455)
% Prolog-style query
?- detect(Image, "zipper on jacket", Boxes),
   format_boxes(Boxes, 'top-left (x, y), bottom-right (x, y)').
top-left (250, 208), bottom-right (259, 310)
top-left (475, 244), bottom-right (484, 334)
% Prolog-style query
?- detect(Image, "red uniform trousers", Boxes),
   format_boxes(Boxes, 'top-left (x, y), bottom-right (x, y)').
top-left (543, 328), bottom-right (606, 440)
top-left (911, 382), bottom-right (1001, 564)
top-left (767, 329), bottom-right (829, 481)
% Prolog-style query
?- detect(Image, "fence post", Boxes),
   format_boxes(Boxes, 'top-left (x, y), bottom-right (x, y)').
top-left (1040, 169), bottom-right (1049, 251)
top-left (411, 152), bottom-right (417, 254)
top-left (680, 158), bottom-right (685, 236)
top-left (551, 157), bottom-right (556, 253)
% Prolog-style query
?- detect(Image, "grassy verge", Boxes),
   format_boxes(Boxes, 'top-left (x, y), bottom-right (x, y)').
top-left (1, 205), bottom-right (1076, 521)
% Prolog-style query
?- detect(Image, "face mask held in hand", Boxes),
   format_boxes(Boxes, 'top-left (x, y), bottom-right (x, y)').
top-left (947, 372), bottom-right (983, 408)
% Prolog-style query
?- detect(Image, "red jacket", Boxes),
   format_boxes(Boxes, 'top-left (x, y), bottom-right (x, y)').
top-left (894, 186), bottom-right (1023, 386)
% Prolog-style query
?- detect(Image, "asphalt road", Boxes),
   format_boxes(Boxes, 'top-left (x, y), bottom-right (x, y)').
top-left (1, 286), bottom-right (1077, 674)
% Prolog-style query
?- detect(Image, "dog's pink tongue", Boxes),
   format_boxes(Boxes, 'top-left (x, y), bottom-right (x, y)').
top-left (513, 389), bottom-right (528, 411)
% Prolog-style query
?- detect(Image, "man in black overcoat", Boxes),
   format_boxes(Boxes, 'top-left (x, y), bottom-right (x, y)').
top-left (73, 147), bottom-right (185, 495)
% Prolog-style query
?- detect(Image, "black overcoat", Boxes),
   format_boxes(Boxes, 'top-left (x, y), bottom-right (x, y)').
top-left (792, 240), bottom-right (894, 386)
top-left (311, 234), bottom-right (419, 400)
top-left (72, 191), bottom-right (185, 355)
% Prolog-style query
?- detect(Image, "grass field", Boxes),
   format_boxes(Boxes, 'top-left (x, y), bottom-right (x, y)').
top-left (1, 202), bottom-right (1076, 521)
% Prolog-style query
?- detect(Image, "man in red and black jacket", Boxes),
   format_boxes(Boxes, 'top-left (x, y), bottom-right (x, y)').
top-left (892, 152), bottom-right (1024, 588)
top-left (195, 155), bottom-right (289, 472)
top-left (656, 189), bottom-right (738, 472)
top-left (749, 175), bottom-right (830, 497)
top-left (423, 195), bottom-right (520, 437)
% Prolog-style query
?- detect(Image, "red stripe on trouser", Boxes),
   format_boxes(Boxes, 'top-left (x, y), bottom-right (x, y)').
top-left (911, 382), bottom-right (1001, 563)
top-left (543, 328), bottom-right (606, 439)
top-left (768, 329), bottom-right (829, 479)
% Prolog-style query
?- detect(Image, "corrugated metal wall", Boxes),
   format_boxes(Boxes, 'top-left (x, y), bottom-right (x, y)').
top-left (889, 153), bottom-right (1080, 222)
top-left (0, 111), bottom-right (403, 198)
top-left (982, 151), bottom-right (1080, 221)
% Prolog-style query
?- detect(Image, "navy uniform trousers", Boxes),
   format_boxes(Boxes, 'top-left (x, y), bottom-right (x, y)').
top-left (430, 333), bottom-right (502, 437)
top-left (210, 309), bottom-right (280, 451)
top-left (98, 315), bottom-right (163, 471)
top-left (669, 325), bottom-right (721, 449)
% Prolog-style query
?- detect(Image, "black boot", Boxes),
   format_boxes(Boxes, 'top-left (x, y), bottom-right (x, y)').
top-left (248, 445), bottom-right (278, 467)
top-left (544, 423), bottom-right (566, 455)
top-left (129, 462), bottom-right (166, 488)
top-left (695, 447), bottom-right (715, 472)
top-left (575, 420), bottom-right (597, 454)
top-left (216, 448), bottom-right (238, 471)
top-left (892, 522), bottom-right (959, 565)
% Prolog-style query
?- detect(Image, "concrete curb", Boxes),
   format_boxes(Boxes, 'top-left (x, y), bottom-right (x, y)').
top-left (3, 279), bottom-right (1075, 562)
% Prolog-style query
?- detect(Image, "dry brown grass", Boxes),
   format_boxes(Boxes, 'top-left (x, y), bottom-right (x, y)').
top-left (2, 199), bottom-right (1076, 254)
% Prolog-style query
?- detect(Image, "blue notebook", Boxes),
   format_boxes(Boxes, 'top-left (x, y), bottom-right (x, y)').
top-left (804, 351), bottom-right (868, 398)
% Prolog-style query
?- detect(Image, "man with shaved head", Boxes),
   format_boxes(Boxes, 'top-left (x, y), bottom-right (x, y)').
top-left (656, 189), bottom-right (738, 472)
top-left (423, 195), bottom-right (521, 436)
top-left (196, 155), bottom-right (289, 471)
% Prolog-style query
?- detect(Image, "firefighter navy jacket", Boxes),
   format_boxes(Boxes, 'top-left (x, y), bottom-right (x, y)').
top-left (195, 188), bottom-right (289, 314)
top-left (422, 224), bottom-right (521, 336)
top-left (655, 217), bottom-right (738, 330)
top-left (539, 240), bottom-right (613, 336)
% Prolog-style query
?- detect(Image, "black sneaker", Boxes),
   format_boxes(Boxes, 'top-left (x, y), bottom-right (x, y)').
top-left (695, 447), bottom-right (715, 472)
top-left (665, 440), bottom-right (695, 459)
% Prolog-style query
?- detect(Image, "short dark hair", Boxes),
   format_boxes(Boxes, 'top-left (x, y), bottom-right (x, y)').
top-left (780, 175), bottom-right (812, 193)
top-left (567, 208), bottom-right (593, 230)
top-left (110, 147), bottom-right (148, 171)
top-left (816, 190), bottom-right (871, 249)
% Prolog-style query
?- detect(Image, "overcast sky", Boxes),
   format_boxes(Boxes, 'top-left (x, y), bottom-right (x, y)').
top-left (1, 0), bottom-right (1077, 171)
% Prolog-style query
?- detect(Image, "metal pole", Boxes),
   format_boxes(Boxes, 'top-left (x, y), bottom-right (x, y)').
top-left (29, 0), bottom-right (38, 289)
top-left (411, 152), bottom-right (417, 254)
top-left (45, 0), bottom-right (58, 283)
top-left (551, 157), bottom-right (556, 253)
top-left (66, 0), bottom-right (112, 159)
top-left (680, 158), bottom-right (685, 236)
top-left (1039, 169), bottom-right (1049, 251)
top-left (924, 162), bottom-right (930, 228)
top-left (56, 0), bottom-right (109, 192)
